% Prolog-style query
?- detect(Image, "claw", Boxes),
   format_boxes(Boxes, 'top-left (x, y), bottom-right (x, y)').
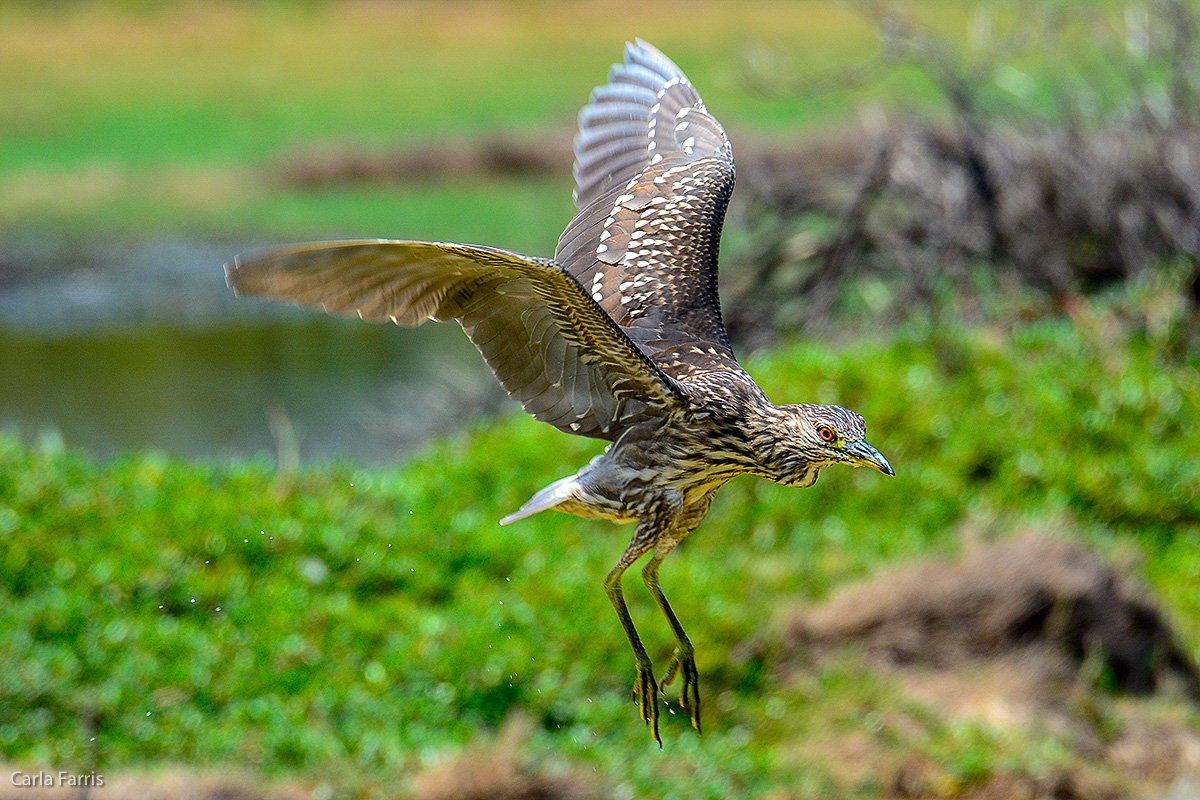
top-left (655, 649), bottom-right (703, 733)
top-left (660, 657), bottom-right (679, 689)
top-left (632, 660), bottom-right (661, 746)
top-left (677, 653), bottom-right (701, 734)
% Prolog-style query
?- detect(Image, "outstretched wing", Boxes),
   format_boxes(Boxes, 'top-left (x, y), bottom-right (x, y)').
top-left (226, 240), bottom-right (684, 440)
top-left (555, 39), bottom-right (740, 382)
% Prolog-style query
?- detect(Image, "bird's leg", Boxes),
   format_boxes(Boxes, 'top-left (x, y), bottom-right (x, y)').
top-left (641, 494), bottom-right (713, 734)
top-left (603, 518), bottom-right (662, 745)
top-left (641, 549), bottom-right (701, 734)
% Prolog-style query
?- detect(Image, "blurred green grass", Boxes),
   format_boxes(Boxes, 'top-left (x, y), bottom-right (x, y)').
top-left (2, 302), bottom-right (1197, 796)
top-left (3, 2), bottom-right (1196, 795)
top-left (0, 0), bottom-right (1136, 241)
top-left (0, 0), bottom-right (876, 241)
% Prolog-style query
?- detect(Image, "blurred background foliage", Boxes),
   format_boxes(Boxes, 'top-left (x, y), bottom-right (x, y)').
top-left (1, 1), bottom-right (1199, 799)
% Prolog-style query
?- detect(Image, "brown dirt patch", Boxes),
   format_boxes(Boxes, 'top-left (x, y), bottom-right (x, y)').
top-left (778, 532), bottom-right (1200, 800)
top-left (267, 128), bottom-right (871, 196)
top-left (271, 133), bottom-right (575, 189)
top-left (409, 717), bottom-right (597, 800)
top-left (788, 532), bottom-right (1199, 696)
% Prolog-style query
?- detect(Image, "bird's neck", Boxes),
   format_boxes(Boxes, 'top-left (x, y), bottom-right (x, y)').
top-left (741, 402), bottom-right (820, 487)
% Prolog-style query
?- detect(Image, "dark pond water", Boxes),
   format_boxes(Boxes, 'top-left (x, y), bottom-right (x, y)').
top-left (0, 239), bottom-right (498, 464)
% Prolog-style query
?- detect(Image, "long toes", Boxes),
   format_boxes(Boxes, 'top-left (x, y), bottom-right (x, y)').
top-left (634, 665), bottom-right (661, 746)
top-left (659, 658), bottom-right (679, 691)
top-left (679, 658), bottom-right (702, 733)
top-left (686, 681), bottom-right (701, 733)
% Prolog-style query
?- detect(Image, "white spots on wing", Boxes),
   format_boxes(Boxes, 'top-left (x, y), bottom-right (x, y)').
top-left (675, 107), bottom-right (691, 119)
top-left (584, 131), bottom-right (732, 310)
top-left (659, 77), bottom-right (683, 97)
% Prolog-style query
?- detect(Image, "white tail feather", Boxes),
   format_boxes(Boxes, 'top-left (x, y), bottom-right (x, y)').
top-left (499, 474), bottom-right (578, 525)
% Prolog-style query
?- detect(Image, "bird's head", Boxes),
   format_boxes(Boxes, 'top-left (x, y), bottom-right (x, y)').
top-left (761, 403), bottom-right (894, 487)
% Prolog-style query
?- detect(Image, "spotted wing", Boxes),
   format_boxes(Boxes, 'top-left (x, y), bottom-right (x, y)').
top-left (555, 39), bottom-right (739, 382)
top-left (226, 240), bottom-right (684, 440)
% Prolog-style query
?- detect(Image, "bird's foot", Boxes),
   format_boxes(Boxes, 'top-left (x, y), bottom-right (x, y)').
top-left (659, 649), bottom-right (702, 734)
top-left (631, 660), bottom-right (661, 746)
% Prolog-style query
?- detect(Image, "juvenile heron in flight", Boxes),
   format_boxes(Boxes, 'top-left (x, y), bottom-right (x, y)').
top-left (226, 40), bottom-right (893, 744)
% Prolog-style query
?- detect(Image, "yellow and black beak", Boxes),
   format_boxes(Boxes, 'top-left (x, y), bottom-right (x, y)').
top-left (845, 439), bottom-right (894, 476)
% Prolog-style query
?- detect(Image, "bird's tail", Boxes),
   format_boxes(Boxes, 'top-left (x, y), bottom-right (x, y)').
top-left (499, 474), bottom-right (579, 525)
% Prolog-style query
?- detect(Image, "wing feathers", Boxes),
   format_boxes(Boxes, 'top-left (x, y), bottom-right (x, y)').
top-left (556, 40), bottom-right (742, 384)
top-left (226, 240), bottom-right (682, 440)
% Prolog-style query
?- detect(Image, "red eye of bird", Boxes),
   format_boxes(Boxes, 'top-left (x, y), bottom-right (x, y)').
top-left (818, 425), bottom-right (836, 443)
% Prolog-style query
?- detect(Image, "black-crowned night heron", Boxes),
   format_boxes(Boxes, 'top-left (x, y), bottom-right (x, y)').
top-left (226, 40), bottom-right (893, 744)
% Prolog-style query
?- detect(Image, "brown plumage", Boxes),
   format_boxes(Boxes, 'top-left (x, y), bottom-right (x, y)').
top-left (226, 40), bottom-right (893, 744)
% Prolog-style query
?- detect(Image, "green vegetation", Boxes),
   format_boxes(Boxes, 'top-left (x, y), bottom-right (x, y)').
top-left (3, 291), bottom-right (1197, 796)
top-left (4, 1), bottom-right (1198, 796)
top-left (0, 0), bottom-right (873, 240)
top-left (0, 0), bottom-right (1141, 241)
